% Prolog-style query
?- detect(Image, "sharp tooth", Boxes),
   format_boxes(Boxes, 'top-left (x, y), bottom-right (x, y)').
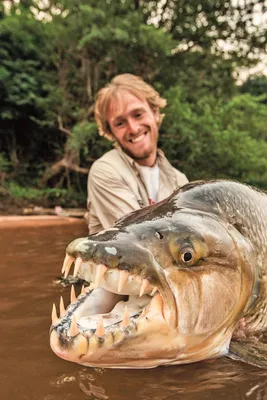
top-left (139, 278), bottom-right (150, 297)
top-left (89, 335), bottom-right (99, 352)
top-left (69, 314), bottom-right (79, 336)
top-left (105, 333), bottom-right (114, 347)
top-left (61, 254), bottom-right (74, 274)
top-left (113, 330), bottom-right (125, 344)
top-left (72, 334), bottom-right (88, 355)
top-left (150, 293), bottom-right (163, 315)
top-left (95, 316), bottom-right (105, 336)
top-left (95, 264), bottom-right (107, 288)
top-left (118, 270), bottom-right (129, 292)
top-left (51, 303), bottom-right (58, 324)
top-left (151, 287), bottom-right (158, 296)
top-left (81, 285), bottom-right (85, 295)
top-left (59, 296), bottom-right (66, 317)
top-left (73, 256), bottom-right (83, 277)
top-left (70, 285), bottom-right (77, 303)
top-left (121, 306), bottom-right (130, 328)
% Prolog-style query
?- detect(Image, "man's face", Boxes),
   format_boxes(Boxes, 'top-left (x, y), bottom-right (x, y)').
top-left (107, 91), bottom-right (159, 167)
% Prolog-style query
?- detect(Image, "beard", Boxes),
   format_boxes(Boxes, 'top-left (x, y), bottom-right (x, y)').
top-left (121, 145), bottom-right (154, 161)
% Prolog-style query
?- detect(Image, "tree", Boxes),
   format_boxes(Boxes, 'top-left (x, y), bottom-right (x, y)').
top-left (26, 0), bottom-right (174, 187)
top-left (240, 75), bottom-right (267, 104)
top-left (0, 4), bottom-right (60, 185)
top-left (1, 0), bottom-right (267, 198)
top-left (142, 0), bottom-right (267, 67)
top-left (161, 87), bottom-right (267, 189)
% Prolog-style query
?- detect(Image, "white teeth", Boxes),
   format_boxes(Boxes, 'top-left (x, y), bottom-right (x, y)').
top-left (89, 335), bottom-right (99, 351)
top-left (118, 270), bottom-right (129, 292)
top-left (95, 264), bottom-right (108, 288)
top-left (73, 256), bottom-right (83, 277)
top-left (113, 330), bottom-right (126, 344)
top-left (139, 279), bottom-right (150, 297)
top-left (131, 133), bottom-right (145, 143)
top-left (51, 303), bottom-right (58, 324)
top-left (59, 296), bottom-right (66, 317)
top-left (149, 293), bottom-right (163, 315)
top-left (69, 314), bottom-right (79, 337)
top-left (104, 333), bottom-right (114, 347)
top-left (95, 316), bottom-right (105, 336)
top-left (60, 253), bottom-right (160, 311)
top-left (62, 254), bottom-right (74, 277)
top-left (70, 285), bottom-right (77, 303)
top-left (121, 306), bottom-right (130, 328)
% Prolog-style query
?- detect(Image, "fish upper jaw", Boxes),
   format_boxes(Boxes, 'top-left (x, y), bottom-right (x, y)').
top-left (64, 236), bottom-right (178, 326)
top-left (50, 236), bottom-right (179, 368)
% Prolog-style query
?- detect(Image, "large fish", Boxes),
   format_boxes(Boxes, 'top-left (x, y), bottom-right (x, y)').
top-left (50, 180), bottom-right (267, 369)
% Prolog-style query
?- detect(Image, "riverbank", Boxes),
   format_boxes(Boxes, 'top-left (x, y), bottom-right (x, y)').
top-left (0, 188), bottom-right (86, 217)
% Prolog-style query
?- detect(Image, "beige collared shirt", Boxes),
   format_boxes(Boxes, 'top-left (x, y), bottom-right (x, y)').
top-left (86, 147), bottom-right (188, 234)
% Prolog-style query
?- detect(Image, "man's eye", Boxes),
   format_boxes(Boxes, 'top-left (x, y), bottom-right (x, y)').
top-left (135, 112), bottom-right (143, 118)
top-left (115, 121), bottom-right (124, 127)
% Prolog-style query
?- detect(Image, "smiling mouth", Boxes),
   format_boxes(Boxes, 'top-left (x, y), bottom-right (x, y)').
top-left (130, 132), bottom-right (147, 143)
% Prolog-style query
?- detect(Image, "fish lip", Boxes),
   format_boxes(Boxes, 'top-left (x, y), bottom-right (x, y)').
top-left (149, 257), bottom-right (177, 327)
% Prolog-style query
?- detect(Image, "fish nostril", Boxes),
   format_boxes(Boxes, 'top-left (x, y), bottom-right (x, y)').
top-left (155, 232), bottom-right (163, 240)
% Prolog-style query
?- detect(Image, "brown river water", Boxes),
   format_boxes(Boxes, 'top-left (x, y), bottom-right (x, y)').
top-left (1, 216), bottom-right (267, 400)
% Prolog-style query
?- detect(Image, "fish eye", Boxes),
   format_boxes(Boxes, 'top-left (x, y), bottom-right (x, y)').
top-left (169, 239), bottom-right (196, 265)
top-left (181, 250), bottom-right (194, 263)
top-left (169, 237), bottom-right (208, 267)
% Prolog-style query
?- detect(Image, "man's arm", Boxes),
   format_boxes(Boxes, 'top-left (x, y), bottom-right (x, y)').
top-left (87, 160), bottom-right (141, 233)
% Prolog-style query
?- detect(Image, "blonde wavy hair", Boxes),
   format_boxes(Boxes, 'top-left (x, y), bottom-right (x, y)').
top-left (94, 74), bottom-right (167, 141)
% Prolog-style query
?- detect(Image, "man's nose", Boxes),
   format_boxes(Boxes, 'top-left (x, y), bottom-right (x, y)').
top-left (127, 118), bottom-right (140, 134)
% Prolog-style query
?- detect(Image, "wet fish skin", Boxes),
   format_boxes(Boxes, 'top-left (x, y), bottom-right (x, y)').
top-left (51, 180), bottom-right (267, 368)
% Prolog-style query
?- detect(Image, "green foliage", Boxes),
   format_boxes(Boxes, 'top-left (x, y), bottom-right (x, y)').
top-left (1, 0), bottom-right (267, 205)
top-left (161, 87), bottom-right (267, 189)
top-left (0, 7), bottom-right (61, 177)
top-left (6, 182), bottom-right (86, 204)
top-left (142, 0), bottom-right (267, 66)
top-left (66, 121), bottom-right (112, 159)
top-left (240, 75), bottom-right (267, 104)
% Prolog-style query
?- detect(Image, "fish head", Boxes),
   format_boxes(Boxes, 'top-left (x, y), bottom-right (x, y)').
top-left (50, 196), bottom-right (255, 368)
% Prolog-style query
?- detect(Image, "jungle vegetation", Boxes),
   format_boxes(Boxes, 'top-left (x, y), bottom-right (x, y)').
top-left (1, 0), bottom-right (267, 206)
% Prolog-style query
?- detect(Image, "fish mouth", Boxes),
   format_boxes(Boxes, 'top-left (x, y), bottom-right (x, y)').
top-left (50, 237), bottom-right (176, 368)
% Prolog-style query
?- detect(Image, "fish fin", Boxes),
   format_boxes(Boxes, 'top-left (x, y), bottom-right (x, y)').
top-left (228, 339), bottom-right (267, 369)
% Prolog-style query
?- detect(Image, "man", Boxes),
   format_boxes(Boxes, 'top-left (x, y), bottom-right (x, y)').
top-left (86, 74), bottom-right (188, 234)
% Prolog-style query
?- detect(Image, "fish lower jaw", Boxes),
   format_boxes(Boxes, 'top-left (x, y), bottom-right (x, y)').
top-left (50, 295), bottom-right (168, 366)
top-left (50, 253), bottom-right (176, 365)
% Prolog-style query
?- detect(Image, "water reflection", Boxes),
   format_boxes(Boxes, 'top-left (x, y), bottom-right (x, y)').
top-left (1, 217), bottom-right (267, 400)
top-left (73, 360), bottom-right (267, 400)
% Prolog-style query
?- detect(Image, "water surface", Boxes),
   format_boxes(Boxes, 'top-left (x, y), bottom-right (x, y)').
top-left (1, 216), bottom-right (267, 399)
